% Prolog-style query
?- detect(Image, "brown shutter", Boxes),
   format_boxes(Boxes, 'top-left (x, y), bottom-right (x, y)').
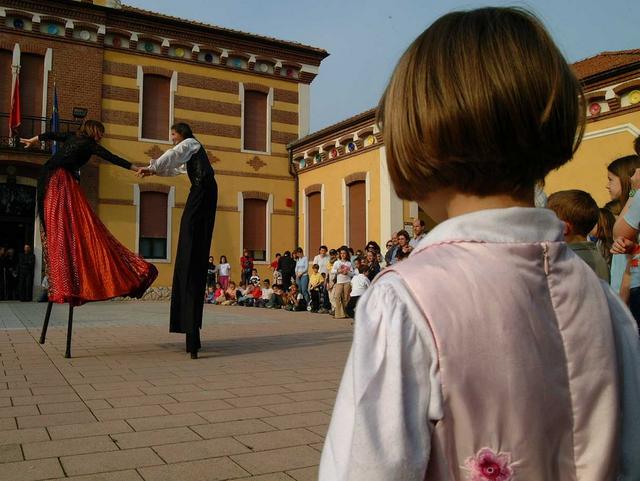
top-left (348, 181), bottom-right (366, 250)
top-left (0, 49), bottom-right (12, 136)
top-left (140, 191), bottom-right (168, 238)
top-left (243, 198), bottom-right (266, 251)
top-left (307, 192), bottom-right (321, 256)
top-left (243, 90), bottom-right (267, 151)
top-left (142, 74), bottom-right (170, 141)
top-left (19, 53), bottom-right (44, 137)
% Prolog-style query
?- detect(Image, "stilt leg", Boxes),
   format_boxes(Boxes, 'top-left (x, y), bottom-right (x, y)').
top-left (64, 304), bottom-right (74, 359)
top-left (39, 301), bottom-right (53, 344)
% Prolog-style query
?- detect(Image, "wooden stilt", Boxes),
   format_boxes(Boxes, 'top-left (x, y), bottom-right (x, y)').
top-left (39, 301), bottom-right (54, 344)
top-left (64, 304), bottom-right (74, 359)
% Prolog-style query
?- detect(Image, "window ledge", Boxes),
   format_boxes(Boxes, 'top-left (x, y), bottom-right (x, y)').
top-left (145, 258), bottom-right (172, 264)
top-left (139, 138), bottom-right (173, 145)
top-left (241, 148), bottom-right (271, 155)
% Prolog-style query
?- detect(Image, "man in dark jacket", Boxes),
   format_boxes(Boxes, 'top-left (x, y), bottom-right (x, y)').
top-left (18, 244), bottom-right (35, 301)
top-left (277, 251), bottom-right (296, 292)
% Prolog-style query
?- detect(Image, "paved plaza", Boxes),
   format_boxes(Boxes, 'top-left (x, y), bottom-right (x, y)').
top-left (0, 301), bottom-right (353, 481)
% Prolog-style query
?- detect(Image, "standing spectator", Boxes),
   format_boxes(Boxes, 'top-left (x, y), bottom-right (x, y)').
top-left (218, 255), bottom-right (231, 289)
top-left (256, 279), bottom-right (273, 307)
top-left (206, 256), bottom-right (216, 288)
top-left (294, 247), bottom-right (311, 309)
top-left (240, 249), bottom-right (254, 286)
top-left (270, 253), bottom-right (282, 285)
top-left (17, 244), bottom-right (35, 301)
top-left (325, 249), bottom-right (338, 313)
top-left (39, 275), bottom-right (49, 302)
top-left (385, 233), bottom-right (399, 265)
top-left (548, 190), bottom-right (610, 282)
top-left (591, 208), bottom-right (615, 269)
top-left (249, 268), bottom-right (260, 285)
top-left (331, 247), bottom-right (354, 319)
top-left (0, 247), bottom-right (6, 300)
top-left (606, 155), bottom-right (640, 297)
top-left (395, 230), bottom-right (412, 262)
top-left (277, 251), bottom-right (296, 292)
top-left (312, 246), bottom-right (330, 277)
top-left (365, 250), bottom-right (380, 281)
top-left (365, 241), bottom-right (381, 255)
top-left (409, 219), bottom-right (427, 248)
top-left (346, 264), bottom-right (371, 318)
top-left (309, 264), bottom-right (324, 312)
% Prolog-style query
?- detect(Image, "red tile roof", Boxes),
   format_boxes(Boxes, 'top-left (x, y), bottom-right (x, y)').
top-left (573, 49), bottom-right (640, 80)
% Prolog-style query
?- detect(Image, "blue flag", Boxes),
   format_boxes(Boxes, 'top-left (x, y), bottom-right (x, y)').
top-left (50, 84), bottom-right (59, 154)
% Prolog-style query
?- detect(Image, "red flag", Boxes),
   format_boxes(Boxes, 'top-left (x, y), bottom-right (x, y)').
top-left (9, 74), bottom-right (20, 136)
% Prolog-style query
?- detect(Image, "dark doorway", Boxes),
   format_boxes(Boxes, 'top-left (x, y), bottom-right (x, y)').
top-left (0, 183), bottom-right (36, 252)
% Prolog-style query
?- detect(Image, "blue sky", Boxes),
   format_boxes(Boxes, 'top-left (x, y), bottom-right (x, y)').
top-left (129, 0), bottom-right (639, 132)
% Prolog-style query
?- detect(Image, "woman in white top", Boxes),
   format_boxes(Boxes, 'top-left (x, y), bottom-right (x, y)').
top-left (330, 247), bottom-right (354, 319)
top-left (139, 123), bottom-right (217, 359)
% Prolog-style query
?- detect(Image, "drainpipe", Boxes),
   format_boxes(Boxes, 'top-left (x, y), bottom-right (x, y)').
top-left (287, 146), bottom-right (299, 248)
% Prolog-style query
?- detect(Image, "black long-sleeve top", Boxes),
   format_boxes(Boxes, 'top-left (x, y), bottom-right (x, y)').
top-left (38, 132), bottom-right (132, 176)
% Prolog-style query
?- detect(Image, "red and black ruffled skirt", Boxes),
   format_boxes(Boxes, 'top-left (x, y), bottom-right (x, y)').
top-left (42, 168), bottom-right (158, 306)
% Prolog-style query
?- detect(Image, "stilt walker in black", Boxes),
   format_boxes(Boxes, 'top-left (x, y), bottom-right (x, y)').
top-left (140, 123), bottom-right (217, 358)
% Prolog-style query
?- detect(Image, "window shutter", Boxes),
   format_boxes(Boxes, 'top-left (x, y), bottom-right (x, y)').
top-left (243, 198), bottom-right (266, 251)
top-left (0, 50), bottom-right (12, 136)
top-left (142, 74), bottom-right (170, 141)
top-left (348, 181), bottom-right (366, 250)
top-left (140, 191), bottom-right (168, 238)
top-left (307, 192), bottom-right (321, 256)
top-left (243, 90), bottom-right (267, 151)
top-left (19, 53), bottom-right (44, 137)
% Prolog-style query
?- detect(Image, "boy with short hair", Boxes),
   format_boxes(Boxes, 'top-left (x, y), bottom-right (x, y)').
top-left (309, 264), bottom-right (324, 312)
top-left (256, 279), bottom-right (273, 307)
top-left (548, 190), bottom-right (610, 281)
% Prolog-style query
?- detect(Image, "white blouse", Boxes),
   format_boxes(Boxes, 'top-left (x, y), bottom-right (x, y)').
top-left (148, 138), bottom-right (201, 177)
top-left (319, 208), bottom-right (640, 481)
top-left (218, 263), bottom-right (231, 276)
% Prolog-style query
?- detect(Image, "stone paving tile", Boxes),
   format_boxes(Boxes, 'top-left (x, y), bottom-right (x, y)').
top-left (191, 419), bottom-right (276, 439)
top-left (0, 388), bottom-right (32, 398)
top-left (138, 456), bottom-right (249, 481)
top-left (37, 401), bottom-right (89, 414)
top-left (93, 405), bottom-right (168, 421)
top-left (231, 446), bottom-right (321, 475)
top-left (0, 427), bottom-right (49, 445)
top-left (226, 385), bottom-right (292, 397)
top-left (0, 418), bottom-right (17, 431)
top-left (305, 425), bottom-right (329, 437)
top-left (169, 390), bottom-right (233, 402)
top-left (0, 405), bottom-right (39, 418)
top-left (0, 443), bottom-right (23, 462)
top-left (60, 447), bottom-right (164, 476)
top-left (286, 466), bottom-right (318, 481)
top-left (139, 384), bottom-right (204, 395)
top-left (232, 475), bottom-right (296, 481)
top-left (127, 413), bottom-right (208, 432)
top-left (0, 458), bottom-right (64, 481)
top-left (11, 393), bottom-right (81, 406)
top-left (48, 420), bottom-right (133, 440)
top-left (78, 388), bottom-right (146, 400)
top-left (282, 381), bottom-right (336, 392)
top-left (152, 436), bottom-right (251, 463)
top-left (162, 399), bottom-right (234, 414)
top-left (235, 428), bottom-right (323, 451)
top-left (198, 406), bottom-right (274, 424)
top-left (22, 435), bottom-right (118, 460)
top-left (261, 413), bottom-right (332, 430)
top-left (264, 401), bottom-right (332, 416)
top-left (282, 390), bottom-right (337, 402)
top-left (0, 397), bottom-right (11, 407)
top-left (85, 399), bottom-right (112, 410)
top-left (18, 411), bottom-right (97, 429)
top-left (47, 470), bottom-right (145, 481)
top-left (106, 394), bottom-right (176, 408)
top-left (30, 386), bottom-right (76, 395)
top-left (225, 394), bottom-right (293, 408)
top-left (111, 426), bottom-right (201, 449)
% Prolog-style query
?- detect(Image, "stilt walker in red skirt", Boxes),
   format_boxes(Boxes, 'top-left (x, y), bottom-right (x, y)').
top-left (21, 120), bottom-right (158, 358)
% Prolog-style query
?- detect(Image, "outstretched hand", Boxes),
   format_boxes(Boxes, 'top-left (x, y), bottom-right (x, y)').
top-left (137, 167), bottom-right (154, 178)
top-left (611, 237), bottom-right (636, 255)
top-left (20, 137), bottom-right (39, 149)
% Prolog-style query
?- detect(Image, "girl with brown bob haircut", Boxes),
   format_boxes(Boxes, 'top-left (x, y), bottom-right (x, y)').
top-left (320, 7), bottom-right (640, 481)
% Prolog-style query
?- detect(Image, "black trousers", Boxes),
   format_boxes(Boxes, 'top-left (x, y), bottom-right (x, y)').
top-left (186, 329), bottom-right (201, 353)
top-left (310, 288), bottom-right (320, 311)
top-left (629, 287), bottom-right (640, 334)
top-left (345, 295), bottom-right (360, 318)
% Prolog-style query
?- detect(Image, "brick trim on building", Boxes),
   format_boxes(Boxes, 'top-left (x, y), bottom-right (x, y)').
top-left (102, 85), bottom-right (138, 103)
top-left (141, 65), bottom-right (174, 78)
top-left (345, 172), bottom-right (367, 186)
top-left (178, 73), bottom-right (238, 94)
top-left (174, 96), bottom-right (241, 116)
top-left (139, 183), bottom-right (171, 194)
top-left (304, 184), bottom-right (322, 195)
top-left (242, 191), bottom-right (270, 201)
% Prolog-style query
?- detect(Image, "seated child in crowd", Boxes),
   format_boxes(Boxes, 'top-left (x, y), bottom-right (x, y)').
top-left (220, 281), bottom-right (238, 305)
top-left (284, 284), bottom-right (306, 312)
top-left (237, 280), bottom-right (261, 306)
top-left (548, 190), bottom-right (610, 282)
top-left (256, 279), bottom-right (273, 307)
top-left (266, 284), bottom-right (287, 309)
top-left (309, 264), bottom-right (324, 312)
top-left (319, 7), bottom-right (640, 481)
top-left (213, 282), bottom-right (224, 304)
